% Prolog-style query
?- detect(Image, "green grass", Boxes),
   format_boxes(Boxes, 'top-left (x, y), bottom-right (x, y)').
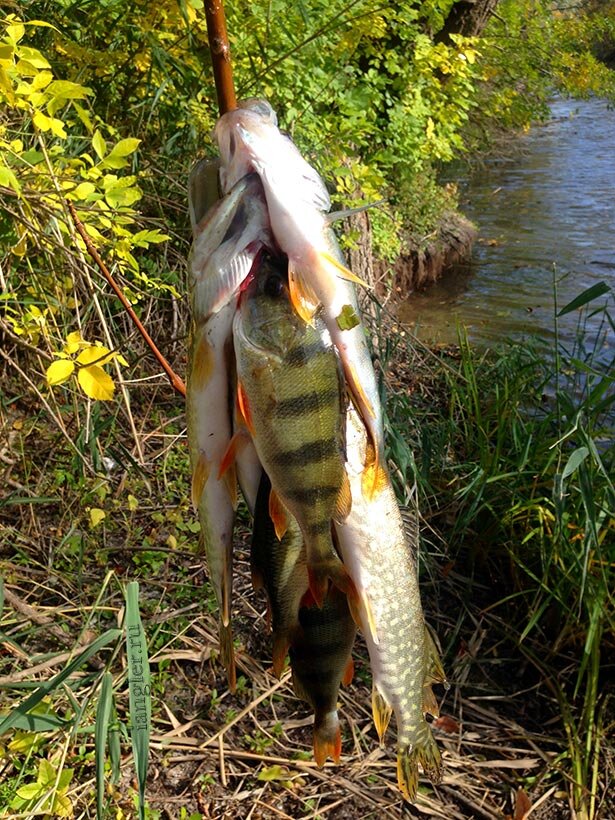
top-left (383, 283), bottom-right (614, 819)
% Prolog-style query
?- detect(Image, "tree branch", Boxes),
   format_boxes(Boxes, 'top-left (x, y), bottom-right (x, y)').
top-left (66, 202), bottom-right (186, 398)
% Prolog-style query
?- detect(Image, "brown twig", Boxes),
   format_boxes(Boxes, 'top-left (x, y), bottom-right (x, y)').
top-left (66, 201), bottom-right (186, 398)
top-left (204, 0), bottom-right (237, 115)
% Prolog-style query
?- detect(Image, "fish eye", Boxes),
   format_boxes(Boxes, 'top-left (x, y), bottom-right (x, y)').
top-left (264, 273), bottom-right (285, 299)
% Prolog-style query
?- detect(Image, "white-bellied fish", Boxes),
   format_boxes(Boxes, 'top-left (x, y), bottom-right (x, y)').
top-left (215, 100), bottom-right (386, 499)
top-left (251, 472), bottom-right (356, 765)
top-left (187, 165), bottom-right (272, 689)
top-left (334, 405), bottom-right (443, 802)
top-left (232, 256), bottom-right (355, 608)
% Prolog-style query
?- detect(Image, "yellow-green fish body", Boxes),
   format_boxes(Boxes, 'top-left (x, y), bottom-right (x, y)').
top-left (233, 258), bottom-right (353, 606)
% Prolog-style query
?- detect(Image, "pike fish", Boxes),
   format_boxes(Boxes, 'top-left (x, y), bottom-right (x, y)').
top-left (334, 405), bottom-right (444, 802)
top-left (232, 255), bottom-right (354, 608)
top-left (186, 165), bottom-right (271, 688)
top-left (251, 472), bottom-right (356, 765)
top-left (215, 99), bottom-right (386, 499)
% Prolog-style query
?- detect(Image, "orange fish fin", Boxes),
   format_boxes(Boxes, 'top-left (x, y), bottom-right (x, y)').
top-left (345, 361), bottom-right (377, 425)
top-left (372, 687), bottom-right (392, 745)
top-left (299, 586), bottom-right (318, 610)
top-left (308, 559), bottom-right (356, 609)
top-left (306, 565), bottom-right (329, 609)
top-left (191, 452), bottom-right (210, 510)
top-left (288, 266), bottom-right (319, 324)
top-left (333, 470), bottom-right (352, 522)
top-left (218, 431), bottom-right (248, 479)
top-left (190, 331), bottom-right (215, 389)
top-left (219, 619), bottom-right (236, 693)
top-left (341, 656), bottom-right (354, 687)
top-left (361, 449), bottom-right (388, 501)
top-left (272, 633), bottom-right (290, 678)
top-left (268, 488), bottom-right (289, 540)
top-left (320, 250), bottom-right (367, 287)
top-left (236, 381), bottom-right (255, 436)
top-left (313, 717), bottom-right (342, 767)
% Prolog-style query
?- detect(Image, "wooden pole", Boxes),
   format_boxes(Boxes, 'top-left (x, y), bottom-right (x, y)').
top-left (204, 0), bottom-right (237, 115)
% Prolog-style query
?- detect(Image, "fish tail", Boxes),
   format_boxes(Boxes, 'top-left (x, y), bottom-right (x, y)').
top-left (307, 555), bottom-right (357, 609)
top-left (219, 619), bottom-right (236, 693)
top-left (313, 710), bottom-right (342, 767)
top-left (396, 730), bottom-right (442, 802)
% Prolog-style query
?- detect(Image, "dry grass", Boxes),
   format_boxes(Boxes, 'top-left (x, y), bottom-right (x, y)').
top-left (1, 335), bottom-right (612, 819)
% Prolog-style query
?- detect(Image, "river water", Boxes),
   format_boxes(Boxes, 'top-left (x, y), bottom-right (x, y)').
top-left (398, 97), bottom-right (615, 359)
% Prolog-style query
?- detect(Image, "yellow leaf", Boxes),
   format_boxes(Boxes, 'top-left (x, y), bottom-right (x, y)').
top-left (127, 494), bottom-right (138, 512)
top-left (72, 181), bottom-right (97, 200)
top-left (46, 359), bottom-right (75, 386)
top-left (32, 109), bottom-right (51, 132)
top-left (48, 117), bottom-right (67, 139)
top-left (78, 364), bottom-right (115, 400)
top-left (76, 345), bottom-right (112, 366)
top-left (64, 331), bottom-right (84, 354)
top-left (166, 534), bottom-right (177, 549)
top-left (6, 23), bottom-right (26, 44)
top-left (92, 130), bottom-right (106, 160)
top-left (89, 508), bottom-right (106, 528)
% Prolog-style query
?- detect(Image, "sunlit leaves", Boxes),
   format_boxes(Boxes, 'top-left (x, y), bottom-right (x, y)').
top-left (46, 336), bottom-right (128, 401)
top-left (46, 358), bottom-right (75, 385)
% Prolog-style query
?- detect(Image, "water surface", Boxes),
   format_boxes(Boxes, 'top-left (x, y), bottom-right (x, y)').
top-left (398, 97), bottom-right (615, 359)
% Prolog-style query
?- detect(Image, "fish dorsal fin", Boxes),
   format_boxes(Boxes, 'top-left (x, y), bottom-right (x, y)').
top-left (372, 686), bottom-right (392, 744)
top-left (333, 470), bottom-right (352, 522)
top-left (423, 682), bottom-right (440, 719)
top-left (424, 625), bottom-right (448, 687)
top-left (326, 199), bottom-right (386, 224)
top-left (269, 488), bottom-right (289, 541)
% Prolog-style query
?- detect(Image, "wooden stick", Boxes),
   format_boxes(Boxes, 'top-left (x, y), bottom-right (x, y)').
top-left (204, 0), bottom-right (237, 115)
top-left (66, 202), bottom-right (186, 398)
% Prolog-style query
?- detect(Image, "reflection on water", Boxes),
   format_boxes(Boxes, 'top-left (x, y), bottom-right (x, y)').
top-left (398, 98), bottom-right (615, 361)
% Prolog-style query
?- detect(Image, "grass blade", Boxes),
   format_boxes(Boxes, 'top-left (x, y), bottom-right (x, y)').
top-left (558, 282), bottom-right (611, 316)
top-left (0, 628), bottom-right (122, 736)
top-left (95, 672), bottom-right (114, 819)
top-left (125, 581), bottom-right (151, 820)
